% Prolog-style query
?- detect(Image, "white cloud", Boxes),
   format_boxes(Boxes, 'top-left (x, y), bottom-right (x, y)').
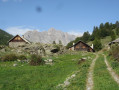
top-left (68, 30), bottom-right (92, 37)
top-left (68, 31), bottom-right (83, 37)
top-left (5, 26), bottom-right (39, 35)
top-left (1, 0), bottom-right (23, 2)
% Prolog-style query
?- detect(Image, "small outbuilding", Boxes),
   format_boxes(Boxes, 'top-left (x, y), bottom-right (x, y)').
top-left (69, 40), bottom-right (95, 52)
top-left (109, 38), bottom-right (119, 46)
top-left (8, 35), bottom-right (31, 48)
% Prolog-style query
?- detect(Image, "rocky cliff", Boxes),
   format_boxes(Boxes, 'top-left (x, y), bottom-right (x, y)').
top-left (24, 28), bottom-right (76, 46)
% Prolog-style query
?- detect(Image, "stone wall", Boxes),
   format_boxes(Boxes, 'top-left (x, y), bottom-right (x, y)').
top-left (9, 42), bottom-right (27, 48)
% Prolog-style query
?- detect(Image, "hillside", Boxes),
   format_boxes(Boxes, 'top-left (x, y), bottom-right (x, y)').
top-left (88, 36), bottom-right (111, 46)
top-left (66, 21), bottom-right (119, 50)
top-left (0, 29), bottom-right (13, 45)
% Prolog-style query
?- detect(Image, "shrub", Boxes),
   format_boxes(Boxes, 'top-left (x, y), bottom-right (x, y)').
top-left (1, 53), bottom-right (18, 61)
top-left (30, 54), bottom-right (44, 66)
top-left (18, 55), bottom-right (27, 60)
top-left (93, 38), bottom-right (102, 51)
top-left (109, 45), bottom-right (119, 61)
top-left (78, 58), bottom-right (86, 64)
top-left (111, 61), bottom-right (119, 69)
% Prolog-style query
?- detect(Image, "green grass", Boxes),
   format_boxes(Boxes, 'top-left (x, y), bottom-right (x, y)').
top-left (0, 52), bottom-right (95, 90)
top-left (65, 53), bottom-right (95, 90)
top-left (107, 55), bottom-right (119, 75)
top-left (88, 34), bottom-right (119, 47)
top-left (88, 36), bottom-right (111, 47)
top-left (94, 54), bottom-right (119, 90)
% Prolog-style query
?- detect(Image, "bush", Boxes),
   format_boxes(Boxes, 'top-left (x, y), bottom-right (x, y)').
top-left (93, 38), bottom-right (102, 51)
top-left (53, 45), bottom-right (60, 51)
top-left (30, 54), bottom-right (44, 66)
top-left (111, 61), bottom-right (119, 69)
top-left (1, 53), bottom-right (18, 61)
top-left (18, 55), bottom-right (27, 60)
top-left (109, 45), bottom-right (119, 61)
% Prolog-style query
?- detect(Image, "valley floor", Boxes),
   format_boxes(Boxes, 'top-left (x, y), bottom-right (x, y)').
top-left (0, 51), bottom-right (119, 90)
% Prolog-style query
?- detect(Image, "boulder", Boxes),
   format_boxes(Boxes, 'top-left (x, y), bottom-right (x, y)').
top-left (0, 45), bottom-right (5, 49)
top-left (13, 64), bottom-right (17, 67)
top-left (0, 48), bottom-right (6, 53)
top-left (44, 59), bottom-right (53, 65)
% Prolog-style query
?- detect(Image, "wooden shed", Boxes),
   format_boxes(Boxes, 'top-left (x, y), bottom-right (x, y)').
top-left (8, 35), bottom-right (31, 48)
top-left (69, 40), bottom-right (95, 52)
top-left (109, 38), bottom-right (119, 46)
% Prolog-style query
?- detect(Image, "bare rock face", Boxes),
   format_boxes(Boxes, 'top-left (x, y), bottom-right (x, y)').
top-left (24, 28), bottom-right (76, 46)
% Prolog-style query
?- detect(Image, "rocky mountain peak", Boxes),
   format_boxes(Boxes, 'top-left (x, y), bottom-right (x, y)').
top-left (24, 28), bottom-right (76, 46)
top-left (48, 28), bottom-right (56, 32)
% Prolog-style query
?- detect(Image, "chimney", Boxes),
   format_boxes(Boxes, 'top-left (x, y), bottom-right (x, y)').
top-left (72, 43), bottom-right (75, 51)
top-left (73, 43), bottom-right (75, 45)
top-left (91, 44), bottom-right (93, 49)
top-left (22, 35), bottom-right (24, 38)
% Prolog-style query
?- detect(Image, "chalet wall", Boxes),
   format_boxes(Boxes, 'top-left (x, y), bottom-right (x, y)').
top-left (74, 42), bottom-right (93, 52)
top-left (74, 43), bottom-right (87, 51)
top-left (69, 41), bottom-right (94, 52)
top-left (9, 42), bottom-right (27, 48)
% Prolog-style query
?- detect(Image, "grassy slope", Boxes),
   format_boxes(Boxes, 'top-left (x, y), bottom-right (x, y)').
top-left (88, 34), bottom-right (119, 47)
top-left (0, 52), bottom-right (95, 90)
top-left (94, 54), bottom-right (119, 90)
top-left (88, 36), bottom-right (111, 47)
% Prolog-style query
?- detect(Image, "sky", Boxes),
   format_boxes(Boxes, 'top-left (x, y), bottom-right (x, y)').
top-left (0, 0), bottom-right (119, 36)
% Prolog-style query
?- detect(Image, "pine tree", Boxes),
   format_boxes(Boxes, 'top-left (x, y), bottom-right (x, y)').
top-left (116, 21), bottom-right (119, 27)
top-left (66, 41), bottom-right (74, 49)
top-left (116, 28), bottom-right (119, 35)
top-left (82, 31), bottom-right (90, 43)
top-left (74, 37), bottom-right (82, 43)
top-left (111, 31), bottom-right (116, 41)
top-left (53, 41), bottom-right (56, 44)
top-left (93, 38), bottom-right (102, 51)
top-left (59, 40), bottom-right (62, 45)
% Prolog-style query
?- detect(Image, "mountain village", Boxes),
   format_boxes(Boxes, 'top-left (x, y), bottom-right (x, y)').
top-left (0, 0), bottom-right (119, 89)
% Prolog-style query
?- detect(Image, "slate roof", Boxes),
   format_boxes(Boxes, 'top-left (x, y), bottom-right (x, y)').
top-left (109, 38), bottom-right (119, 45)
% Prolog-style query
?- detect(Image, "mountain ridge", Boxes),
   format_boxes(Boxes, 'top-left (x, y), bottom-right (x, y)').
top-left (24, 28), bottom-right (76, 46)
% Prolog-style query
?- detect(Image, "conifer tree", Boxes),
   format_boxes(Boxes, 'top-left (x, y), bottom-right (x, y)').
top-left (53, 41), bottom-right (56, 44)
top-left (59, 40), bottom-right (62, 45)
top-left (111, 31), bottom-right (116, 41)
top-left (93, 38), bottom-right (102, 51)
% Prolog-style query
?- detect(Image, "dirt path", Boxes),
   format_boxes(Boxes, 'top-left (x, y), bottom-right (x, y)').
top-left (86, 54), bottom-right (98, 90)
top-left (104, 55), bottom-right (119, 84)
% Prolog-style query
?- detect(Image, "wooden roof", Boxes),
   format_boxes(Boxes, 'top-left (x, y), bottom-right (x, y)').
top-left (8, 35), bottom-right (31, 44)
top-left (69, 40), bottom-right (95, 52)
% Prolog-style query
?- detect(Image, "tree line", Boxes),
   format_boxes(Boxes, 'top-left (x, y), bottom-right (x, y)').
top-left (0, 29), bottom-right (13, 45)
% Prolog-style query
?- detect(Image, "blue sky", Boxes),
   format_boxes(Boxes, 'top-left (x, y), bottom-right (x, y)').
top-left (0, 0), bottom-right (119, 36)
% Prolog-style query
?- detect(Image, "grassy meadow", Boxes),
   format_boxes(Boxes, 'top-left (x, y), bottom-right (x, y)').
top-left (0, 52), bottom-right (95, 90)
